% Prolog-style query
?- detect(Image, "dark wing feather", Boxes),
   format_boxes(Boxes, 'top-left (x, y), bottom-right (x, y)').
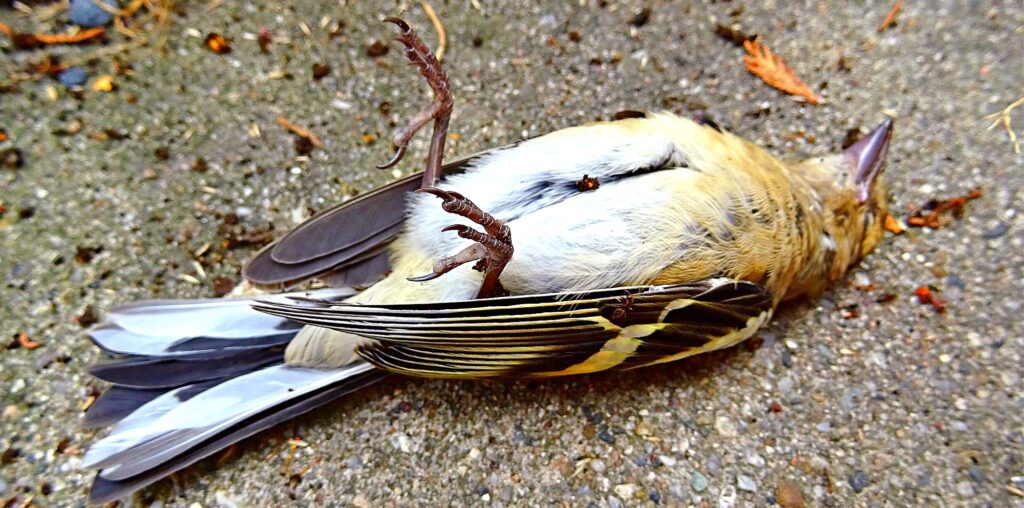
top-left (88, 348), bottom-right (284, 389)
top-left (252, 280), bottom-right (773, 378)
top-left (243, 146), bottom-right (518, 287)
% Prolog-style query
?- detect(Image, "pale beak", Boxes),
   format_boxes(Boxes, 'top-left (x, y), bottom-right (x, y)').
top-left (848, 117), bottom-right (894, 203)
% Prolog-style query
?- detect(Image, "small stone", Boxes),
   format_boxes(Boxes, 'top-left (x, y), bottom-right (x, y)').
top-left (344, 455), bottom-right (363, 470)
top-left (690, 471), bottom-right (709, 492)
top-left (590, 459), bottom-right (606, 473)
top-left (366, 40), bottom-right (389, 57)
top-left (780, 349), bottom-right (794, 368)
top-left (776, 481), bottom-right (805, 508)
top-left (746, 451), bottom-right (766, 467)
top-left (1, 148), bottom-right (23, 169)
top-left (57, 67), bottom-right (89, 87)
top-left (715, 415), bottom-right (738, 437)
top-left (607, 497), bottom-right (622, 508)
top-left (718, 485), bottom-right (737, 508)
top-left (848, 471), bottom-right (870, 493)
top-left (352, 495), bottom-right (370, 508)
top-left (649, 490), bottom-right (661, 503)
top-left (614, 483), bottom-right (636, 499)
top-left (982, 222), bottom-right (1009, 239)
top-left (598, 428), bottom-right (615, 444)
top-left (69, 0), bottom-right (117, 28)
top-left (658, 455), bottom-right (677, 467)
top-left (968, 466), bottom-right (986, 483)
top-left (737, 474), bottom-right (757, 492)
top-left (956, 481), bottom-right (975, 496)
top-left (311, 62), bottom-right (331, 80)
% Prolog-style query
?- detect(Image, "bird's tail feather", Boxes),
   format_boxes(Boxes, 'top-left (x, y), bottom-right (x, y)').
top-left (83, 289), bottom-right (387, 504)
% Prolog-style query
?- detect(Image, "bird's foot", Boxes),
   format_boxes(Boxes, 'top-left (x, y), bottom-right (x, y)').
top-left (376, 17), bottom-right (454, 188)
top-left (408, 187), bottom-right (513, 299)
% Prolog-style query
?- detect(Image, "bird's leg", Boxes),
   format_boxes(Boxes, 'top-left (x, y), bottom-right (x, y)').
top-left (409, 188), bottom-right (513, 299)
top-left (376, 17), bottom-right (454, 188)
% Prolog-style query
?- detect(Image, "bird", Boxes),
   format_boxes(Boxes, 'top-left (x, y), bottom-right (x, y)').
top-left (80, 18), bottom-right (894, 503)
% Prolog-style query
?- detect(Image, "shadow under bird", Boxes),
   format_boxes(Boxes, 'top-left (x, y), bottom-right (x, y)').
top-left (81, 18), bottom-right (895, 503)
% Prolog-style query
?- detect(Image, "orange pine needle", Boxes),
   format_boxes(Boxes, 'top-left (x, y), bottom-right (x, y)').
top-left (742, 39), bottom-right (822, 105)
top-left (277, 116), bottom-right (325, 148)
top-left (33, 27), bottom-right (105, 45)
top-left (0, 21), bottom-right (105, 47)
top-left (878, 1), bottom-right (904, 33)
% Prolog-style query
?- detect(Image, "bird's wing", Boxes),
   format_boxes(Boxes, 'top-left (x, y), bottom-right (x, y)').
top-left (243, 145), bottom-right (520, 287)
top-left (252, 279), bottom-right (773, 378)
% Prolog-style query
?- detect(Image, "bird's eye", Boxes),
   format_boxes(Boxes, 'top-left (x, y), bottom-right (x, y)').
top-left (862, 209), bottom-right (874, 230)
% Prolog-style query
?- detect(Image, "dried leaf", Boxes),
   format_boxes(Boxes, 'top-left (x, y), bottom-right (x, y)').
top-left (743, 40), bottom-right (822, 105)
top-left (883, 214), bottom-right (905, 234)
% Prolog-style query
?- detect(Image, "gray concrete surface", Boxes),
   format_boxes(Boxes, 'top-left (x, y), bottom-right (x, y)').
top-left (1, 1), bottom-right (1022, 506)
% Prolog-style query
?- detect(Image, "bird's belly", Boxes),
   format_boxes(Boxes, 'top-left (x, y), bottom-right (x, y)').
top-left (498, 171), bottom-right (706, 294)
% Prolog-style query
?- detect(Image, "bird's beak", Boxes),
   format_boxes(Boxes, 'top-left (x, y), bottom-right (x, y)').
top-left (847, 117), bottom-right (894, 203)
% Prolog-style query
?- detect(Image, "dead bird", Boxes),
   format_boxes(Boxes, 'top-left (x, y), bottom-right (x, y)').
top-left (81, 18), bottom-right (894, 503)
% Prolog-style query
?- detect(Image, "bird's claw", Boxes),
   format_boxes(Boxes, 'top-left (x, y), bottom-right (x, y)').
top-left (407, 188), bottom-right (513, 299)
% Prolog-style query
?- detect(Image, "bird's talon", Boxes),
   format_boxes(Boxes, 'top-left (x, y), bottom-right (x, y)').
top-left (407, 272), bottom-right (441, 283)
top-left (376, 145), bottom-right (406, 170)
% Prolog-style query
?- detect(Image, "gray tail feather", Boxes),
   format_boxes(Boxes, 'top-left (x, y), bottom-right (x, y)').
top-left (84, 290), bottom-right (386, 503)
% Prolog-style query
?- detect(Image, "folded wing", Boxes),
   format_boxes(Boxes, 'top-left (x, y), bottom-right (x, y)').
top-left (253, 279), bottom-right (773, 378)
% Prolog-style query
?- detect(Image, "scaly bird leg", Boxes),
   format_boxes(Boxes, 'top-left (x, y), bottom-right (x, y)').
top-left (376, 17), bottom-right (454, 188)
top-left (409, 188), bottom-right (513, 299)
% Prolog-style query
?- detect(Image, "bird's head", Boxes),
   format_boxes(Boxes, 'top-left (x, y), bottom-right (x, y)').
top-left (795, 118), bottom-right (894, 277)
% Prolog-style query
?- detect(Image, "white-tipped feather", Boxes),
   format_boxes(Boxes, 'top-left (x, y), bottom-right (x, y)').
top-left (84, 362), bottom-right (374, 479)
top-left (91, 288), bottom-right (355, 355)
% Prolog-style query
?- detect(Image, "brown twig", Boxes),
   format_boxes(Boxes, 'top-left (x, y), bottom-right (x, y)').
top-left (419, 0), bottom-right (447, 63)
top-left (277, 116), bottom-right (324, 148)
top-left (878, 0), bottom-right (903, 32)
top-left (906, 189), bottom-right (983, 229)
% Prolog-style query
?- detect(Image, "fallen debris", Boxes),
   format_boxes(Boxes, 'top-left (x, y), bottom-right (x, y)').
top-left (914, 286), bottom-right (946, 313)
top-left (884, 214), bottom-right (906, 234)
top-left (0, 21), bottom-right (105, 49)
top-left (204, 32), bottom-right (232, 54)
top-left (878, 1), bottom-right (904, 32)
top-left (742, 40), bottom-right (822, 104)
top-left (714, 24), bottom-right (755, 47)
top-left (983, 96), bottom-right (1024, 154)
top-left (906, 189), bottom-right (982, 229)
top-left (16, 332), bottom-right (42, 350)
top-left (277, 116), bottom-right (325, 149)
